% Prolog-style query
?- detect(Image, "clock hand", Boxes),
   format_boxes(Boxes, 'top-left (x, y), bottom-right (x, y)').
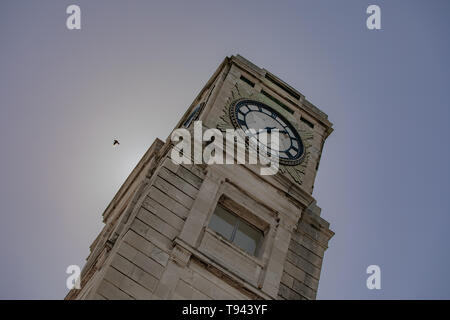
top-left (245, 128), bottom-right (274, 138)
top-left (247, 127), bottom-right (277, 136)
top-left (265, 127), bottom-right (288, 135)
top-left (245, 130), bottom-right (261, 138)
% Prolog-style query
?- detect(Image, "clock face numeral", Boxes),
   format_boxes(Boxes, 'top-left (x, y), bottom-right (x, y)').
top-left (230, 99), bottom-right (305, 165)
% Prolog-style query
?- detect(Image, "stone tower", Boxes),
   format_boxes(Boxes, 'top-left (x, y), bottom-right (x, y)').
top-left (66, 55), bottom-right (334, 300)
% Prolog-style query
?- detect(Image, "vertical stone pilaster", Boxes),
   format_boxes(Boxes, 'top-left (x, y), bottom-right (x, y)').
top-left (261, 216), bottom-right (296, 298)
top-left (178, 169), bottom-right (225, 248)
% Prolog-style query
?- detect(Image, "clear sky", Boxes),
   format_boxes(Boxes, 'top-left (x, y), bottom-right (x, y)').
top-left (1, 0), bottom-right (449, 299)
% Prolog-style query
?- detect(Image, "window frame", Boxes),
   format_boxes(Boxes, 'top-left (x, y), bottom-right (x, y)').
top-left (183, 102), bottom-right (205, 128)
top-left (208, 203), bottom-right (265, 257)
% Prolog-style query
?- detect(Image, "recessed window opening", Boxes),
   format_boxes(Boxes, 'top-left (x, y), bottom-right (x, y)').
top-left (300, 116), bottom-right (315, 129)
top-left (183, 102), bottom-right (204, 127)
top-left (240, 75), bottom-right (255, 87)
top-left (208, 204), bottom-right (263, 256)
top-left (260, 90), bottom-right (294, 114)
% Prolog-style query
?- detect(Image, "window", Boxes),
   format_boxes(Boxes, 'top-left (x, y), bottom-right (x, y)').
top-left (208, 204), bottom-right (263, 256)
top-left (183, 102), bottom-right (204, 127)
top-left (260, 90), bottom-right (294, 114)
top-left (300, 116), bottom-right (314, 129)
top-left (240, 75), bottom-right (255, 87)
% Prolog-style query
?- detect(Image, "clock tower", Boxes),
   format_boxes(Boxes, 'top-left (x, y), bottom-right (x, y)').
top-left (66, 55), bottom-right (334, 300)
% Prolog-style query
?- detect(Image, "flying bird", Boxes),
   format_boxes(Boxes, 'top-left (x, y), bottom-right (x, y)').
top-left (113, 139), bottom-right (120, 146)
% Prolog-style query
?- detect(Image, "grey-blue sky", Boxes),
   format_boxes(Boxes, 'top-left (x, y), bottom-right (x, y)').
top-left (0, 0), bottom-right (449, 299)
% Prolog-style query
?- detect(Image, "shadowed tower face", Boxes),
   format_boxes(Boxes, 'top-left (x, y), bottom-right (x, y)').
top-left (66, 55), bottom-right (334, 300)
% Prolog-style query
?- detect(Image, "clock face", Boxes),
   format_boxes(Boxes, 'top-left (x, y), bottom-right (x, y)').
top-left (230, 99), bottom-right (304, 165)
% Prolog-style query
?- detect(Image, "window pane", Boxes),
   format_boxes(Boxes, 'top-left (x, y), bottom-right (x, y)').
top-left (208, 205), bottom-right (237, 241)
top-left (183, 104), bottom-right (201, 127)
top-left (233, 220), bottom-right (263, 255)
